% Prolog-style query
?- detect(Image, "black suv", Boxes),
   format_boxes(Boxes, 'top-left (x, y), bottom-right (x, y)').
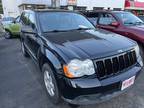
top-left (20, 10), bottom-right (143, 106)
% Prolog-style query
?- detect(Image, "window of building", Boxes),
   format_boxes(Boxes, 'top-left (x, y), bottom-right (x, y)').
top-left (74, 6), bottom-right (87, 11)
top-left (93, 7), bottom-right (104, 10)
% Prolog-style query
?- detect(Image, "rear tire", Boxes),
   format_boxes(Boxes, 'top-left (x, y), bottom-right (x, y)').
top-left (4, 31), bottom-right (11, 39)
top-left (42, 63), bottom-right (61, 104)
top-left (21, 41), bottom-right (29, 57)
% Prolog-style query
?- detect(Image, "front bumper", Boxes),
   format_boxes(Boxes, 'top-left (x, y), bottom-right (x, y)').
top-left (62, 87), bottom-right (127, 105)
top-left (57, 63), bottom-right (142, 105)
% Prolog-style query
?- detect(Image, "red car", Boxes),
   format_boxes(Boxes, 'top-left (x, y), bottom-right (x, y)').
top-left (83, 11), bottom-right (144, 56)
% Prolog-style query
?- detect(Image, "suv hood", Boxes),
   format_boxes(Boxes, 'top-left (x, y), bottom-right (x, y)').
top-left (44, 29), bottom-right (136, 60)
top-left (129, 24), bottom-right (144, 30)
top-left (128, 25), bottom-right (144, 41)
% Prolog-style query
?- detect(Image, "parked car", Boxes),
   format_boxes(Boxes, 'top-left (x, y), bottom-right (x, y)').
top-left (1, 17), bottom-right (15, 26)
top-left (20, 10), bottom-right (143, 106)
top-left (3, 16), bottom-right (21, 39)
top-left (0, 22), bottom-right (5, 37)
top-left (82, 11), bottom-right (144, 58)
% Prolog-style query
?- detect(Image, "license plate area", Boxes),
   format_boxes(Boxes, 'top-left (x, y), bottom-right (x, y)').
top-left (121, 76), bottom-right (135, 91)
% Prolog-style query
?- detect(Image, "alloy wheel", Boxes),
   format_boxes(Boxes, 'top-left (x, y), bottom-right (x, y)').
top-left (5, 31), bottom-right (11, 39)
top-left (44, 70), bottom-right (55, 96)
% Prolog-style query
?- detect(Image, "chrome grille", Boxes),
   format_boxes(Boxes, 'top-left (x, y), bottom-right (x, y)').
top-left (94, 50), bottom-right (137, 79)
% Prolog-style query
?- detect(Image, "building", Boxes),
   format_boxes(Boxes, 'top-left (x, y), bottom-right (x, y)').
top-left (17, 0), bottom-right (51, 12)
top-left (0, 0), bottom-right (3, 15)
top-left (59, 0), bottom-right (125, 11)
top-left (2, 0), bottom-right (126, 17)
top-left (2, 0), bottom-right (19, 17)
top-left (125, 0), bottom-right (144, 15)
top-left (2, 0), bottom-right (52, 17)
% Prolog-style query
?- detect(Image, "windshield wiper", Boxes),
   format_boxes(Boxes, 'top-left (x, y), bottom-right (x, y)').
top-left (44, 30), bottom-right (70, 33)
top-left (44, 28), bottom-right (94, 33)
top-left (71, 27), bottom-right (94, 31)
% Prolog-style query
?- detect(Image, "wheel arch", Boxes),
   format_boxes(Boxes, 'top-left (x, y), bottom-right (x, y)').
top-left (37, 48), bottom-right (62, 74)
top-left (5, 28), bottom-right (12, 34)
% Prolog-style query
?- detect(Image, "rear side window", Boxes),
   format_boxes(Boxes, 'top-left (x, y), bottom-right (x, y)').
top-left (2, 17), bottom-right (14, 21)
top-left (20, 12), bottom-right (29, 25)
top-left (99, 13), bottom-right (116, 25)
top-left (20, 12), bottom-right (36, 29)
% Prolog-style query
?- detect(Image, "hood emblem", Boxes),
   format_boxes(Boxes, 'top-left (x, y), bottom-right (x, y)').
top-left (118, 50), bottom-right (123, 53)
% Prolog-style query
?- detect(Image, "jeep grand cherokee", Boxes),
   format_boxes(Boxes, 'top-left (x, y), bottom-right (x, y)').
top-left (20, 10), bottom-right (143, 106)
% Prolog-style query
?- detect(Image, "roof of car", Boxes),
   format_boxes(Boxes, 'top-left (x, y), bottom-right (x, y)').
top-left (23, 9), bottom-right (77, 13)
top-left (81, 10), bottom-right (130, 14)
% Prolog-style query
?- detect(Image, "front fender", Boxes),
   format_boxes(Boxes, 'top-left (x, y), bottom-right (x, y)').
top-left (45, 49), bottom-right (62, 70)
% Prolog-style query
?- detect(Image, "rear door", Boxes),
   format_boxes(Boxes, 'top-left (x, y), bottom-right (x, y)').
top-left (20, 12), bottom-right (31, 50)
top-left (21, 12), bottom-right (39, 59)
top-left (26, 13), bottom-right (39, 59)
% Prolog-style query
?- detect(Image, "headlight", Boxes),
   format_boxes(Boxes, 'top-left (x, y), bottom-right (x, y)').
top-left (63, 59), bottom-right (95, 78)
top-left (134, 45), bottom-right (140, 58)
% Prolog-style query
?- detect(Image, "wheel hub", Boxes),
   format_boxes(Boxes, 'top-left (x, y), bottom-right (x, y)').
top-left (44, 70), bottom-right (55, 96)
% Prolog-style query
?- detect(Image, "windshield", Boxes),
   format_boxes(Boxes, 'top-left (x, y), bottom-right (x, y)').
top-left (115, 12), bottom-right (144, 26)
top-left (2, 17), bottom-right (14, 21)
top-left (38, 12), bottom-right (95, 32)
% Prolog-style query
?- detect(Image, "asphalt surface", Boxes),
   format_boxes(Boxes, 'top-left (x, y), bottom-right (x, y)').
top-left (0, 37), bottom-right (144, 108)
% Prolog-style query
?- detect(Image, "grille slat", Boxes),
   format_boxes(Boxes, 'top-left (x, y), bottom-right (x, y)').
top-left (112, 57), bottom-right (119, 73)
top-left (95, 50), bottom-right (137, 79)
top-left (96, 61), bottom-right (106, 78)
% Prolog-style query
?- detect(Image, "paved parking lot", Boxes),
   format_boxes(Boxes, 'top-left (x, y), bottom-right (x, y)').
top-left (0, 38), bottom-right (144, 108)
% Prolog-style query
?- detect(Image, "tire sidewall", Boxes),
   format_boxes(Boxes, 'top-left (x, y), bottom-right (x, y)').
top-left (5, 31), bottom-right (11, 39)
top-left (42, 63), bottom-right (61, 104)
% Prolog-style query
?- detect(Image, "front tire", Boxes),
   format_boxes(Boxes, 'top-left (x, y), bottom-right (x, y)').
top-left (42, 63), bottom-right (61, 104)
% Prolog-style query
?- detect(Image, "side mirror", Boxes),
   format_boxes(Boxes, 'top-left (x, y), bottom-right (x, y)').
top-left (110, 22), bottom-right (119, 27)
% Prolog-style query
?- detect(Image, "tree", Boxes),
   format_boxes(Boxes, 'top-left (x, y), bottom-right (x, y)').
top-left (0, 0), bottom-right (3, 14)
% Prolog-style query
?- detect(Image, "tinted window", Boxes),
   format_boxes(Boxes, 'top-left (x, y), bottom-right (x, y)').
top-left (38, 12), bottom-right (95, 32)
top-left (28, 13), bottom-right (36, 29)
top-left (21, 12), bottom-right (29, 25)
top-left (2, 17), bottom-right (14, 21)
top-left (99, 13), bottom-right (116, 25)
top-left (29, 14), bottom-right (35, 24)
top-left (115, 12), bottom-right (144, 25)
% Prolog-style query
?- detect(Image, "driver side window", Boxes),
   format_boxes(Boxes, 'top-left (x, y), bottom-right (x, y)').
top-left (99, 13), bottom-right (116, 25)
top-left (15, 16), bottom-right (20, 23)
